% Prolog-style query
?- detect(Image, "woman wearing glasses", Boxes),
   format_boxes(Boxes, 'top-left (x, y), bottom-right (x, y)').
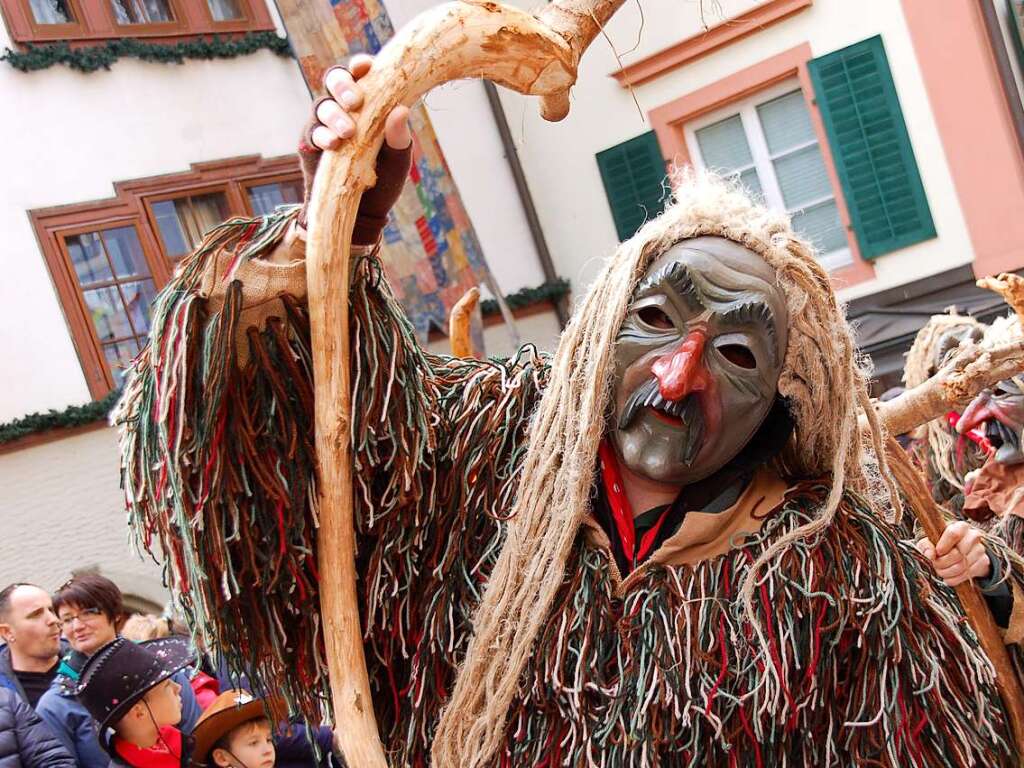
top-left (35, 575), bottom-right (202, 768)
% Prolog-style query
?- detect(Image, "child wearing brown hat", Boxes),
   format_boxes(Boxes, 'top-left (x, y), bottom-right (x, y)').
top-left (191, 690), bottom-right (342, 768)
top-left (190, 690), bottom-right (276, 768)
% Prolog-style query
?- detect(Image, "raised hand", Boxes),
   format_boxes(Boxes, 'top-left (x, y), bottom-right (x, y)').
top-left (272, 53), bottom-right (413, 263)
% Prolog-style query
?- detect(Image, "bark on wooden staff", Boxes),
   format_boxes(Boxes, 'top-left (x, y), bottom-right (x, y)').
top-left (876, 338), bottom-right (1024, 438)
top-left (303, 1), bottom-right (627, 763)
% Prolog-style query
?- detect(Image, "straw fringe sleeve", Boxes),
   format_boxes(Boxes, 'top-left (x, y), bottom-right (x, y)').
top-left (113, 207), bottom-right (551, 729)
top-left (498, 484), bottom-right (1015, 767)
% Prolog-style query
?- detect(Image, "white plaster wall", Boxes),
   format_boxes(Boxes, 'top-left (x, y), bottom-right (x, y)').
top-left (470, 0), bottom-right (976, 303)
top-left (0, 427), bottom-right (169, 605)
top-left (0, 21), bottom-right (311, 421)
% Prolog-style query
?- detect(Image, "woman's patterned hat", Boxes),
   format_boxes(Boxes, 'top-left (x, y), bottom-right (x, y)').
top-left (75, 636), bottom-right (193, 734)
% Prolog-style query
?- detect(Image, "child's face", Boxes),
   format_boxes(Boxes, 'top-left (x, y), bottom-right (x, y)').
top-left (217, 719), bottom-right (275, 768)
top-left (142, 678), bottom-right (183, 727)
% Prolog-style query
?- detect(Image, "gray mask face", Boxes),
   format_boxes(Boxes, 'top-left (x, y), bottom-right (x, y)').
top-left (610, 236), bottom-right (789, 485)
top-left (931, 325), bottom-right (984, 377)
top-left (959, 377), bottom-right (1024, 465)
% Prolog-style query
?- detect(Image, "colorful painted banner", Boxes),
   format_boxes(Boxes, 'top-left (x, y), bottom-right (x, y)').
top-left (277, 0), bottom-right (488, 348)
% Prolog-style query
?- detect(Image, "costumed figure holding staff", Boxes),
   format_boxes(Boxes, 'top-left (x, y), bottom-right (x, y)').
top-left (901, 312), bottom-right (1024, 649)
top-left (116, 50), bottom-right (1024, 767)
top-left (904, 312), bottom-right (989, 518)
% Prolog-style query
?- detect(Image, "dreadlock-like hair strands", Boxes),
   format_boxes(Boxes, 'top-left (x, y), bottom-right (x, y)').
top-left (904, 313), bottom-right (987, 494)
top-left (433, 170), bottom-right (891, 767)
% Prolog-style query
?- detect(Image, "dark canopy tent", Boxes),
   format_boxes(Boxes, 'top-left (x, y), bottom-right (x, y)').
top-left (850, 265), bottom-right (1019, 394)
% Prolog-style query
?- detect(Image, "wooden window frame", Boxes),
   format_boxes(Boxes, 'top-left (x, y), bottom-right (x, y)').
top-left (0, 0), bottom-right (274, 44)
top-left (103, 0), bottom-right (188, 37)
top-left (237, 171), bottom-right (305, 216)
top-left (143, 182), bottom-right (240, 260)
top-left (31, 153), bottom-right (301, 397)
top-left (15, 0), bottom-right (87, 38)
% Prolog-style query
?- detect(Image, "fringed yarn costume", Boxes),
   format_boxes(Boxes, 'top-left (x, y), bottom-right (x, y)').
top-left (117, 209), bottom-right (1024, 767)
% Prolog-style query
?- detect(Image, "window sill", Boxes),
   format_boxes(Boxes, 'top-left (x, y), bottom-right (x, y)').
top-left (0, 0), bottom-right (278, 46)
top-left (6, 23), bottom-right (275, 45)
top-left (818, 247), bottom-right (853, 273)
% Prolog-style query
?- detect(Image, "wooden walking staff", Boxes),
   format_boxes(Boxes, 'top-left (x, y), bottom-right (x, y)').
top-left (303, 0), bottom-right (628, 763)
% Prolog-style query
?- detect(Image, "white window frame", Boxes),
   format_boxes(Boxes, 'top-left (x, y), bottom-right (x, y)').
top-left (683, 79), bottom-right (852, 272)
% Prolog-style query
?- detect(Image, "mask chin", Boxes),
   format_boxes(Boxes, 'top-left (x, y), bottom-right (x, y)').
top-left (612, 396), bottom-right (793, 487)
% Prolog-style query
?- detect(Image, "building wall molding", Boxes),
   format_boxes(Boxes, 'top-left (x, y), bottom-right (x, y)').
top-left (610, 0), bottom-right (813, 88)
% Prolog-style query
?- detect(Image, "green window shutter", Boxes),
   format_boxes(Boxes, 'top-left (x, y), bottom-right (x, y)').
top-left (1006, 0), bottom-right (1024, 75)
top-left (808, 35), bottom-right (936, 259)
top-left (596, 131), bottom-right (669, 241)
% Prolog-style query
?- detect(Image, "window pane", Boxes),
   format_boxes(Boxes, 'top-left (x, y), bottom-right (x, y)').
top-left (772, 144), bottom-right (833, 209)
top-left (247, 180), bottom-right (304, 216)
top-left (151, 200), bottom-right (190, 258)
top-left (102, 227), bottom-right (150, 279)
top-left (84, 286), bottom-right (133, 342)
top-left (739, 167), bottom-right (764, 204)
top-left (111, 0), bottom-right (173, 24)
top-left (791, 200), bottom-right (847, 255)
top-left (207, 0), bottom-right (242, 20)
top-left (152, 192), bottom-right (230, 259)
top-left (103, 340), bottom-right (140, 386)
top-left (695, 115), bottom-right (753, 172)
top-left (757, 90), bottom-right (815, 155)
top-left (122, 279), bottom-right (157, 336)
top-left (28, 0), bottom-right (74, 24)
top-left (66, 232), bottom-right (112, 286)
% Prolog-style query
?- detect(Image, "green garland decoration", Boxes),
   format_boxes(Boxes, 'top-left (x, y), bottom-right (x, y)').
top-left (0, 388), bottom-right (120, 445)
top-left (1, 31), bottom-right (291, 74)
top-left (479, 277), bottom-right (570, 317)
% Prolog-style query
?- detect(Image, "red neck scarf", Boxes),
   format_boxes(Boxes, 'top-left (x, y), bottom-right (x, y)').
top-left (113, 725), bottom-right (182, 768)
top-left (597, 440), bottom-right (674, 568)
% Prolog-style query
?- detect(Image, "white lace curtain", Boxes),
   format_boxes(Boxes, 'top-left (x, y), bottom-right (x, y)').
top-left (111, 0), bottom-right (173, 25)
top-left (28, 0), bottom-right (72, 24)
top-left (205, 0), bottom-right (242, 21)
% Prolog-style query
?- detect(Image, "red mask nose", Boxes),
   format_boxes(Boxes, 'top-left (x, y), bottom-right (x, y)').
top-left (651, 330), bottom-right (711, 401)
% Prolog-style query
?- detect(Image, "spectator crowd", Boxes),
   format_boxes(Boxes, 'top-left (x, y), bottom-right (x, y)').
top-left (0, 576), bottom-right (342, 768)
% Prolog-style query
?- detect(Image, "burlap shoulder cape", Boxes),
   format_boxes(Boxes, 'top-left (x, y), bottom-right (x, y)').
top-left (117, 210), bottom-right (1021, 766)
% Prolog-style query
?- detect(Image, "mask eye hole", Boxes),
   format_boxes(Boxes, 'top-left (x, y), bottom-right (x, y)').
top-left (718, 343), bottom-right (756, 369)
top-left (637, 306), bottom-right (674, 330)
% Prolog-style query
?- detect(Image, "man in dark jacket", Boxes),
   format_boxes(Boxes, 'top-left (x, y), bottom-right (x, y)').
top-left (0, 687), bottom-right (74, 768)
top-left (0, 585), bottom-right (63, 708)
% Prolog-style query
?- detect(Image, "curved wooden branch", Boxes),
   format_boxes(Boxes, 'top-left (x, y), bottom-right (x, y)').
top-left (450, 286), bottom-right (481, 358)
top-left (872, 289), bottom-right (1024, 756)
top-left (875, 340), bottom-right (1024, 437)
top-left (304, 2), bottom-right (625, 765)
top-left (978, 272), bottom-right (1024, 320)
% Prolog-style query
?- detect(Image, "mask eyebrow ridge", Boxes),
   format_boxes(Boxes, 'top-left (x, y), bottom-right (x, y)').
top-left (633, 262), bottom-right (702, 308)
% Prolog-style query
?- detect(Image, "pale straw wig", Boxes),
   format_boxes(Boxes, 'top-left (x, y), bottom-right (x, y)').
top-left (432, 170), bottom-right (897, 767)
top-left (903, 312), bottom-right (986, 490)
